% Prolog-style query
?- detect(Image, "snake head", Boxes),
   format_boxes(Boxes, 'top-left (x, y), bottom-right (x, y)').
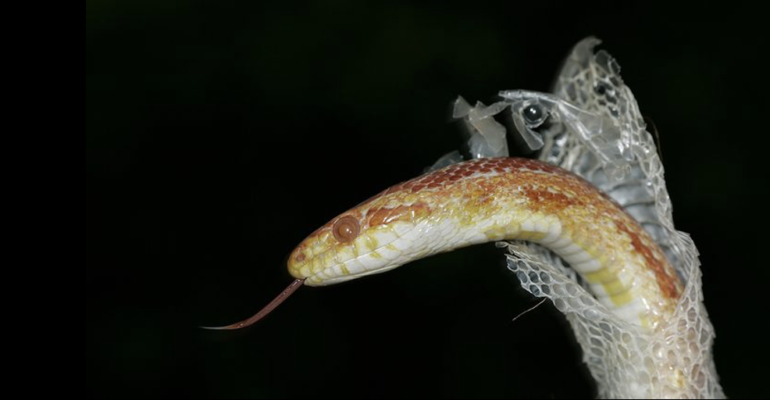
top-left (201, 184), bottom-right (436, 329)
top-left (288, 184), bottom-right (437, 286)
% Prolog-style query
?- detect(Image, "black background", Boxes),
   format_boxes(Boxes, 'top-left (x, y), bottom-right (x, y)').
top-left (87, 2), bottom-right (768, 398)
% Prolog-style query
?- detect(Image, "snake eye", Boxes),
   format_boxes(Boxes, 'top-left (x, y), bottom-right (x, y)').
top-left (522, 103), bottom-right (547, 127)
top-left (332, 215), bottom-right (360, 243)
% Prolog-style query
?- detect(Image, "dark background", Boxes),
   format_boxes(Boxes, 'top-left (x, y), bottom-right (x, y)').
top-left (87, 2), bottom-right (768, 398)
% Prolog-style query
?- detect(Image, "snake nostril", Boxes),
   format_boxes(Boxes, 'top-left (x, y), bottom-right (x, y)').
top-left (295, 252), bottom-right (306, 262)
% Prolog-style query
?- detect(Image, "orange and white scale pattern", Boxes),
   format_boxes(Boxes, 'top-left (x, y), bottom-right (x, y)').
top-left (288, 157), bottom-right (682, 329)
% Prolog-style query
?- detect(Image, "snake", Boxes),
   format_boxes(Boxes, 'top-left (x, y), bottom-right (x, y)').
top-left (206, 156), bottom-right (682, 331)
top-left (203, 38), bottom-right (723, 397)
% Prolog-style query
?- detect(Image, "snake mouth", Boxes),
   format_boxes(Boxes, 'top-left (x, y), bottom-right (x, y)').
top-left (301, 262), bottom-right (407, 286)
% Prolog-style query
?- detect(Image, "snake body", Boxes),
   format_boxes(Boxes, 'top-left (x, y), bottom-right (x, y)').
top-left (288, 157), bottom-right (682, 329)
